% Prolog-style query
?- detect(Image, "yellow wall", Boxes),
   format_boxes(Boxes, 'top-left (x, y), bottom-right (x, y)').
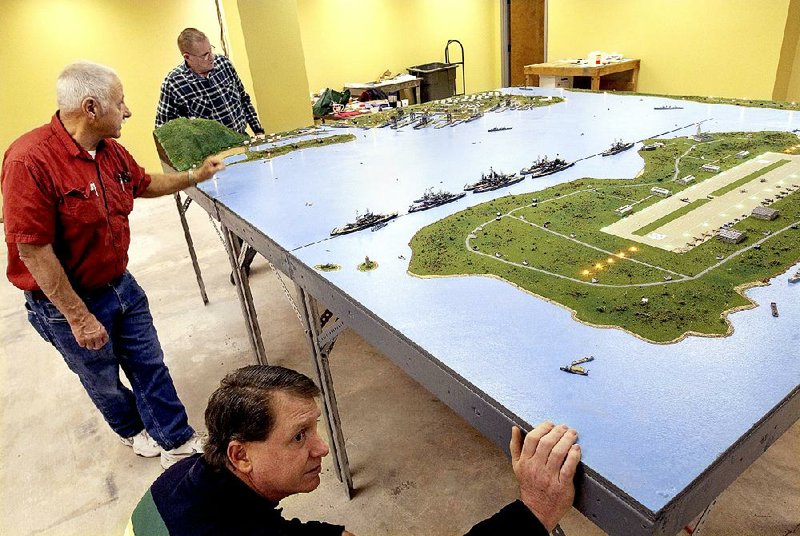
top-left (296, 0), bottom-right (502, 96)
top-left (0, 0), bottom-right (259, 172)
top-left (547, 0), bottom-right (791, 100)
top-left (788, 33), bottom-right (800, 101)
top-left (776, 0), bottom-right (800, 101)
top-left (236, 0), bottom-right (314, 132)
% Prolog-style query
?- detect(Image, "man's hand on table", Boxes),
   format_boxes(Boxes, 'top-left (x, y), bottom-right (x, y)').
top-left (195, 156), bottom-right (226, 183)
top-left (511, 421), bottom-right (581, 531)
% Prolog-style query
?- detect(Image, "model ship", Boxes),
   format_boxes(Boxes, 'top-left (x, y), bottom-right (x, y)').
top-left (463, 111), bottom-right (484, 123)
top-left (602, 140), bottom-right (635, 156)
top-left (488, 126), bottom-right (512, 132)
top-left (464, 168), bottom-right (523, 193)
top-left (408, 188), bottom-right (467, 213)
top-left (654, 105), bottom-right (683, 110)
top-left (520, 155), bottom-right (575, 177)
top-left (330, 210), bottom-right (398, 236)
top-left (560, 355), bottom-right (594, 376)
top-left (771, 302), bottom-right (779, 317)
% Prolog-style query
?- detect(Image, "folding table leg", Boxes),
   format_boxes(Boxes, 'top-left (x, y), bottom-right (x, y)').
top-left (173, 192), bottom-right (208, 304)
top-left (295, 284), bottom-right (354, 498)
top-left (221, 224), bottom-right (267, 365)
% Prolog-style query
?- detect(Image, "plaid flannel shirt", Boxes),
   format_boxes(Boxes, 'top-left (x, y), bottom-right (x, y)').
top-left (155, 55), bottom-right (263, 134)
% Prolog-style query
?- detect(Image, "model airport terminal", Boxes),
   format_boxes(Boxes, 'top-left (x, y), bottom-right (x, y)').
top-left (156, 91), bottom-right (800, 345)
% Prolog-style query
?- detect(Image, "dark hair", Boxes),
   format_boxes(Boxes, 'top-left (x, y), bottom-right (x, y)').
top-left (204, 365), bottom-right (320, 470)
top-left (177, 27), bottom-right (208, 55)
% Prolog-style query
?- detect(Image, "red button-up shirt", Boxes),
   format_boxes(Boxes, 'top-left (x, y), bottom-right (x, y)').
top-left (2, 113), bottom-right (152, 291)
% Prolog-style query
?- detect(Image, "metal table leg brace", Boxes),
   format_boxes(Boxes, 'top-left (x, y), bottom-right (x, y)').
top-left (173, 192), bottom-right (208, 305)
top-left (295, 284), bottom-right (354, 497)
top-left (221, 223), bottom-right (267, 364)
top-left (219, 222), bottom-right (353, 495)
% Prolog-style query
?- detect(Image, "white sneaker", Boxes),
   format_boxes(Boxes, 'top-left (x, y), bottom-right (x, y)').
top-left (161, 434), bottom-right (204, 469)
top-left (120, 430), bottom-right (161, 458)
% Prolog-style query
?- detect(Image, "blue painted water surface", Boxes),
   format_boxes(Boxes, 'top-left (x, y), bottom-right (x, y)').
top-left (199, 89), bottom-right (800, 512)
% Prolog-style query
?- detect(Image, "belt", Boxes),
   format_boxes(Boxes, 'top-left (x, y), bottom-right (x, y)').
top-left (26, 275), bottom-right (124, 301)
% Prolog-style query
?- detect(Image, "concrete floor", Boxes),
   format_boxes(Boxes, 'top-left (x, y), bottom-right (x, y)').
top-left (1, 194), bottom-right (798, 536)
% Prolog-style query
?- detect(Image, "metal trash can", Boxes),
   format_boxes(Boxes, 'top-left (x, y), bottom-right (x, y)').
top-left (407, 62), bottom-right (458, 102)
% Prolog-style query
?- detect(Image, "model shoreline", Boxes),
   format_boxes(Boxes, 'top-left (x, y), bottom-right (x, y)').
top-left (407, 130), bottom-right (800, 343)
top-left (407, 270), bottom-right (783, 345)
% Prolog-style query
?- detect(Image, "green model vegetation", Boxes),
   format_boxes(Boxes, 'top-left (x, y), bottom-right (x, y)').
top-left (154, 118), bottom-right (249, 171)
top-left (331, 92), bottom-right (562, 129)
top-left (240, 134), bottom-right (356, 163)
top-left (357, 256), bottom-right (379, 272)
top-left (154, 118), bottom-right (356, 171)
top-left (315, 263), bottom-right (341, 272)
top-left (568, 88), bottom-right (800, 112)
top-left (409, 131), bottom-right (800, 343)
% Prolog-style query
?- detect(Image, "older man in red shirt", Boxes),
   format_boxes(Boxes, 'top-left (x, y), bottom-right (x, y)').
top-left (2, 61), bottom-right (224, 469)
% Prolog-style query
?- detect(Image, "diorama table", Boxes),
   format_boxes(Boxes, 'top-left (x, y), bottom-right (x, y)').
top-left (524, 59), bottom-right (640, 91)
top-left (344, 76), bottom-right (422, 104)
top-left (167, 87), bottom-right (798, 536)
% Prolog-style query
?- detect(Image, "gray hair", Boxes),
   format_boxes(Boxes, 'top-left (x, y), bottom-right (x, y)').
top-left (56, 61), bottom-right (119, 112)
top-left (177, 27), bottom-right (208, 54)
top-left (204, 365), bottom-right (321, 470)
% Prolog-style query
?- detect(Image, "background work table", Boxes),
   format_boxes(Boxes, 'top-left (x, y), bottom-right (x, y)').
top-left (344, 76), bottom-right (422, 104)
top-left (524, 59), bottom-right (640, 91)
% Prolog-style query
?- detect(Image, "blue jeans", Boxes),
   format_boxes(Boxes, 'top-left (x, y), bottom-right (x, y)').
top-left (24, 271), bottom-right (194, 450)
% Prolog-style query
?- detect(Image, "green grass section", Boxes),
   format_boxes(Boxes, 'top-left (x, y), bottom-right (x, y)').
top-left (409, 131), bottom-right (800, 343)
top-left (473, 217), bottom-right (662, 284)
top-left (632, 199), bottom-right (710, 236)
top-left (710, 159), bottom-right (790, 197)
top-left (153, 118), bottom-right (356, 171)
top-left (237, 134), bottom-right (355, 165)
top-left (567, 89), bottom-right (800, 112)
top-left (154, 118), bottom-right (248, 171)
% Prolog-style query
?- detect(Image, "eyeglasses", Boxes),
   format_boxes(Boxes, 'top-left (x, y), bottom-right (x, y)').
top-left (187, 45), bottom-right (215, 61)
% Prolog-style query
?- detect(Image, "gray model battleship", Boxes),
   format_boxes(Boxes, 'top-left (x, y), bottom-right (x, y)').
top-left (464, 168), bottom-right (523, 193)
top-left (601, 140), bottom-right (635, 156)
top-left (408, 188), bottom-right (467, 213)
top-left (520, 155), bottom-right (575, 177)
top-left (488, 126), bottom-right (512, 132)
top-left (654, 105), bottom-right (683, 110)
top-left (331, 210), bottom-right (398, 236)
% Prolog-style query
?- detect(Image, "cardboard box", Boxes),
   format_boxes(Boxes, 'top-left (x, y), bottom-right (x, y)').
top-left (539, 75), bottom-right (573, 89)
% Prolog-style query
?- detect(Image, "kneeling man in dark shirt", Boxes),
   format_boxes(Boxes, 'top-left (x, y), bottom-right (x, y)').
top-left (130, 365), bottom-right (581, 535)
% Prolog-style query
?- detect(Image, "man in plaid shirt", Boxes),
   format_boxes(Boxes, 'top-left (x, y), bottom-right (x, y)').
top-left (156, 28), bottom-right (263, 135)
top-left (157, 28), bottom-right (263, 277)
